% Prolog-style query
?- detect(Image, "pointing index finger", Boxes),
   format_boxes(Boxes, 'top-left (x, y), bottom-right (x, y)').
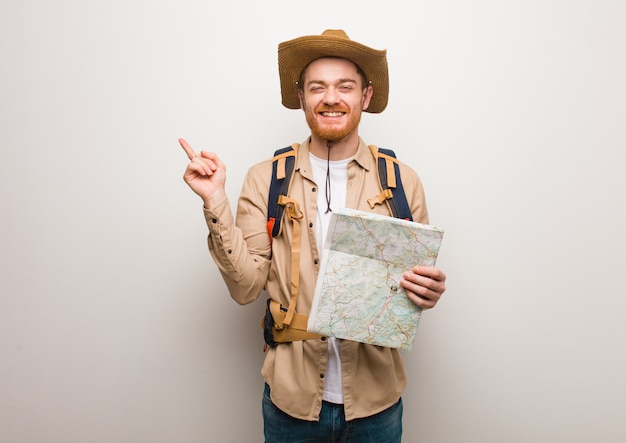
top-left (178, 137), bottom-right (197, 160)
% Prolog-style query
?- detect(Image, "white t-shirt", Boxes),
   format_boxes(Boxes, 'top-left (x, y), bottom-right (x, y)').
top-left (309, 152), bottom-right (349, 404)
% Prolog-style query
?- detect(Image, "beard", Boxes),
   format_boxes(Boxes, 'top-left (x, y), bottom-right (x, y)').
top-left (304, 103), bottom-right (363, 142)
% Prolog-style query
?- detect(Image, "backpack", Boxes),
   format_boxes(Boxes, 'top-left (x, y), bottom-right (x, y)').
top-left (267, 143), bottom-right (412, 240)
top-left (261, 143), bottom-right (413, 348)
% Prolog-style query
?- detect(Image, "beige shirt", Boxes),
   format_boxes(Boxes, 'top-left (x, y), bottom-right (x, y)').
top-left (203, 138), bottom-right (429, 421)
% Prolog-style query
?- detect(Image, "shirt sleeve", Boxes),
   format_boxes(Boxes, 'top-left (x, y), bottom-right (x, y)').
top-left (203, 164), bottom-right (273, 305)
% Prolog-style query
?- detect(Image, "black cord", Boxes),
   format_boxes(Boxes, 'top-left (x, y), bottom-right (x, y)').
top-left (324, 142), bottom-right (332, 213)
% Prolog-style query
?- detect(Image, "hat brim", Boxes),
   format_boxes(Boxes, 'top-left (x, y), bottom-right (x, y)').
top-left (278, 34), bottom-right (388, 113)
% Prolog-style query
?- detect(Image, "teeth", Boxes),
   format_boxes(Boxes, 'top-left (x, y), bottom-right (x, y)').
top-left (322, 112), bottom-right (344, 117)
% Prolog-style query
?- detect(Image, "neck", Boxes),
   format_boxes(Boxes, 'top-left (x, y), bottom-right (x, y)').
top-left (309, 133), bottom-right (360, 160)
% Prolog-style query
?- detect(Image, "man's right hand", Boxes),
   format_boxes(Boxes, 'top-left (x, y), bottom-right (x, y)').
top-left (179, 138), bottom-right (227, 208)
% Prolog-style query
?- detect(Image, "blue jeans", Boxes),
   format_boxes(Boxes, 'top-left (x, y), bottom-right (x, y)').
top-left (262, 384), bottom-right (403, 443)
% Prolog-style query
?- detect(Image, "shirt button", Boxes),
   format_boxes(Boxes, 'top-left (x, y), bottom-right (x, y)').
top-left (321, 336), bottom-right (326, 341)
top-left (320, 373), bottom-right (325, 379)
top-left (309, 222), bottom-right (313, 228)
top-left (314, 259), bottom-right (319, 265)
top-left (212, 218), bottom-right (217, 223)
top-left (312, 187), bottom-right (317, 192)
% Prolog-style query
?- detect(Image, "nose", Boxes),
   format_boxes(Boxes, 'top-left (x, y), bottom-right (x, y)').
top-left (323, 87), bottom-right (340, 106)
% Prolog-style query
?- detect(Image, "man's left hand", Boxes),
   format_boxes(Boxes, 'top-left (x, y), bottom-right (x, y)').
top-left (400, 266), bottom-right (447, 310)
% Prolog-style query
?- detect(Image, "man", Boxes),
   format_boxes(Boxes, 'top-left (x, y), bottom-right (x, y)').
top-left (180, 29), bottom-right (446, 443)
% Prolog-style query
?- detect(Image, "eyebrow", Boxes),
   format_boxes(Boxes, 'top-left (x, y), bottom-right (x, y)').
top-left (306, 78), bottom-right (359, 87)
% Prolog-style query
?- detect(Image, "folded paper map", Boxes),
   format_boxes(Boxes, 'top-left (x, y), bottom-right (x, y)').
top-left (307, 208), bottom-right (444, 350)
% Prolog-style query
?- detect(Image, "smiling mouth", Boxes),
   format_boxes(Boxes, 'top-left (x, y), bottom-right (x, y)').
top-left (320, 111), bottom-right (345, 117)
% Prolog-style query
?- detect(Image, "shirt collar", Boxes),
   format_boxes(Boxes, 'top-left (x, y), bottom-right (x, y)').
top-left (296, 137), bottom-right (374, 174)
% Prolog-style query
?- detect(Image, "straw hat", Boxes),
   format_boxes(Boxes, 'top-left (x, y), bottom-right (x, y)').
top-left (278, 29), bottom-right (388, 113)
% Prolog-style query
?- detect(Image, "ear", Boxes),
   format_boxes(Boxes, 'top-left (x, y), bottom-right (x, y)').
top-left (297, 87), bottom-right (304, 109)
top-left (362, 83), bottom-right (374, 111)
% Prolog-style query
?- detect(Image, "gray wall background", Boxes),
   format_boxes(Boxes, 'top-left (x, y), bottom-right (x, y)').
top-left (2, 1), bottom-right (625, 442)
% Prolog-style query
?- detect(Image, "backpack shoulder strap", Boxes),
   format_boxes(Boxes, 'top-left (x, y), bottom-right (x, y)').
top-left (367, 145), bottom-right (413, 221)
top-left (267, 143), bottom-right (299, 239)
